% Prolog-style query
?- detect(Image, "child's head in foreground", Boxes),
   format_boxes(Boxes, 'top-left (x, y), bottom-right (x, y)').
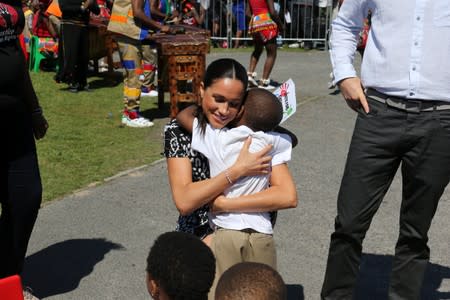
top-left (215, 262), bottom-right (287, 300)
top-left (233, 87), bottom-right (283, 132)
top-left (146, 231), bottom-right (216, 300)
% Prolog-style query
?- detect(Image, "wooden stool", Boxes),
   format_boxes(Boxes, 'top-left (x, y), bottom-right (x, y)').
top-left (154, 27), bottom-right (210, 118)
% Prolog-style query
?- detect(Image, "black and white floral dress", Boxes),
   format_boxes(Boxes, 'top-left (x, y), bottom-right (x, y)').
top-left (163, 119), bottom-right (213, 239)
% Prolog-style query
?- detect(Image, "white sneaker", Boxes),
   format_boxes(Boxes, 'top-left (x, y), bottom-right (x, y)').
top-left (99, 66), bottom-right (109, 73)
top-left (122, 115), bottom-right (154, 128)
top-left (141, 90), bottom-right (158, 97)
top-left (258, 79), bottom-right (276, 90)
top-left (247, 72), bottom-right (258, 87)
top-left (328, 72), bottom-right (336, 89)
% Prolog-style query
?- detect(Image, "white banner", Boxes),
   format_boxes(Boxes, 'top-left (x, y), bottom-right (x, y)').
top-left (273, 79), bottom-right (297, 124)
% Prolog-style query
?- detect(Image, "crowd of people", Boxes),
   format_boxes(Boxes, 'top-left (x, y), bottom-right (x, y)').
top-left (1, 0), bottom-right (449, 299)
top-left (18, 0), bottom-right (288, 129)
top-left (18, 0), bottom-right (330, 128)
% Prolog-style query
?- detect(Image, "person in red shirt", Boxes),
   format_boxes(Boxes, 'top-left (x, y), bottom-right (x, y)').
top-left (246, 0), bottom-right (283, 90)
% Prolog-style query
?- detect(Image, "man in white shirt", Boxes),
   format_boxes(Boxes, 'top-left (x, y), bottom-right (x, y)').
top-left (321, 1), bottom-right (450, 299)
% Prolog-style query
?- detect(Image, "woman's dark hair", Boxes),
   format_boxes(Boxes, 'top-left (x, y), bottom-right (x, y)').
top-left (196, 58), bottom-right (248, 132)
top-left (202, 58), bottom-right (248, 90)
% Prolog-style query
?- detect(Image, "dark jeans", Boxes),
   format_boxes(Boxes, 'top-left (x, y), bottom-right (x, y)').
top-left (321, 98), bottom-right (450, 300)
top-left (61, 22), bottom-right (89, 87)
top-left (0, 114), bottom-right (42, 278)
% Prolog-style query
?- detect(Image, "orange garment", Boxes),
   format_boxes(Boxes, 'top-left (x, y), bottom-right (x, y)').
top-left (46, 0), bottom-right (62, 18)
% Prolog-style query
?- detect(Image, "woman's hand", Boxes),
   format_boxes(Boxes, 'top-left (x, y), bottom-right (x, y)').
top-left (228, 136), bottom-right (272, 181)
top-left (32, 112), bottom-right (48, 140)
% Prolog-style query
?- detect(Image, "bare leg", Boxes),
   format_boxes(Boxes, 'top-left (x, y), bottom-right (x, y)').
top-left (262, 39), bottom-right (277, 80)
top-left (234, 30), bottom-right (243, 48)
top-left (213, 22), bottom-right (220, 36)
top-left (248, 35), bottom-right (264, 73)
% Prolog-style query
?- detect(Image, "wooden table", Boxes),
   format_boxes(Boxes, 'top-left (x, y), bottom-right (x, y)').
top-left (152, 26), bottom-right (210, 118)
top-left (89, 17), bottom-right (117, 73)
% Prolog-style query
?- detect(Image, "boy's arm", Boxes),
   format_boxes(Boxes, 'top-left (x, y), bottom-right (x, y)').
top-left (176, 104), bottom-right (197, 133)
top-left (211, 163), bottom-right (298, 213)
top-left (274, 126), bottom-right (298, 148)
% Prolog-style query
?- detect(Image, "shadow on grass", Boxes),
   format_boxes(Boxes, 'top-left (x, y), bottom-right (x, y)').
top-left (287, 284), bottom-right (304, 300)
top-left (354, 253), bottom-right (450, 299)
top-left (141, 103), bottom-right (170, 120)
top-left (53, 71), bottom-right (123, 92)
top-left (22, 238), bottom-right (124, 299)
top-left (88, 71), bottom-right (123, 89)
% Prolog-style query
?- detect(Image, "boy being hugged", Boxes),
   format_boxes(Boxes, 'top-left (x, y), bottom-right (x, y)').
top-left (177, 87), bottom-right (298, 298)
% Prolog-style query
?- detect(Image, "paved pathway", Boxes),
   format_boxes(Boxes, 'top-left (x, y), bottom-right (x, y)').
top-left (24, 51), bottom-right (450, 299)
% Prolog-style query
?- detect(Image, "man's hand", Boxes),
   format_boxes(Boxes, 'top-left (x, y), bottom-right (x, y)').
top-left (160, 25), bottom-right (171, 33)
top-left (338, 77), bottom-right (369, 113)
top-left (160, 25), bottom-right (181, 34)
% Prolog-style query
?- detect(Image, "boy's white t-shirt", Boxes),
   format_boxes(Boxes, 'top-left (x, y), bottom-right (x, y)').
top-left (191, 118), bottom-right (292, 234)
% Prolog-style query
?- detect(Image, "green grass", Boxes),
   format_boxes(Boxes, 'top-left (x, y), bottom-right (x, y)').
top-left (31, 71), bottom-right (168, 202)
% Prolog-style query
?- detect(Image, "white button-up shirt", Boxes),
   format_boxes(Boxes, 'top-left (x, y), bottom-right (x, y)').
top-left (330, 0), bottom-right (450, 102)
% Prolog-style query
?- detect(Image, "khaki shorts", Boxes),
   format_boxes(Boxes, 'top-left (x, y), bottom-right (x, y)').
top-left (208, 228), bottom-right (277, 299)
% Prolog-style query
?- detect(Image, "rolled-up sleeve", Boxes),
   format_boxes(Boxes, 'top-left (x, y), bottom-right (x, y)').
top-left (330, 0), bottom-right (367, 84)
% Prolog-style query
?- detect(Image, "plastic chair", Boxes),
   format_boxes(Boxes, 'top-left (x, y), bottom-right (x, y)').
top-left (28, 35), bottom-right (58, 72)
top-left (28, 35), bottom-right (47, 72)
top-left (0, 275), bottom-right (24, 300)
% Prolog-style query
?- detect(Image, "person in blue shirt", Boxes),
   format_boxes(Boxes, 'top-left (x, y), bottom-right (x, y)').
top-left (321, 1), bottom-right (450, 299)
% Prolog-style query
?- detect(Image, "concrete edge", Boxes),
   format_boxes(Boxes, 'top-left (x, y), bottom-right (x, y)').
top-left (40, 158), bottom-right (166, 208)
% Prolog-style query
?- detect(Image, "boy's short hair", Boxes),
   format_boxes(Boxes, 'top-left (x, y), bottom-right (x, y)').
top-left (146, 231), bottom-right (215, 300)
top-left (215, 262), bottom-right (287, 300)
top-left (242, 88), bottom-right (283, 132)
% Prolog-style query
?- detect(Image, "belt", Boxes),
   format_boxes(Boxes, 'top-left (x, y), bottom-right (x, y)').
top-left (366, 88), bottom-right (450, 113)
top-left (215, 226), bottom-right (260, 234)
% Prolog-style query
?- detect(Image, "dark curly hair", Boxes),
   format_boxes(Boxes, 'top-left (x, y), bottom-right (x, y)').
top-left (215, 262), bottom-right (286, 300)
top-left (146, 231), bottom-right (215, 300)
top-left (239, 88), bottom-right (283, 132)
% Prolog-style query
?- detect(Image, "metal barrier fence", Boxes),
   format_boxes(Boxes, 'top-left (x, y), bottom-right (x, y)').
top-left (200, 0), bottom-right (337, 49)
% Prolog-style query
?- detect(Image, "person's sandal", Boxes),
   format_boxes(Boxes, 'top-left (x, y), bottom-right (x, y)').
top-left (247, 72), bottom-right (258, 87)
top-left (258, 78), bottom-right (276, 90)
